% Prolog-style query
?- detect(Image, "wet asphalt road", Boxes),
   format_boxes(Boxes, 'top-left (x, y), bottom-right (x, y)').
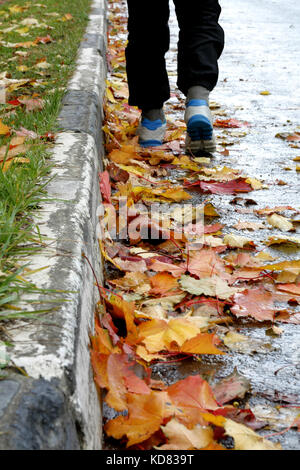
top-left (104, 0), bottom-right (300, 450)
top-left (162, 0), bottom-right (300, 449)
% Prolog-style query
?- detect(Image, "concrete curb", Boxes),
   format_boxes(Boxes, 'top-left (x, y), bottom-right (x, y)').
top-left (0, 0), bottom-right (107, 450)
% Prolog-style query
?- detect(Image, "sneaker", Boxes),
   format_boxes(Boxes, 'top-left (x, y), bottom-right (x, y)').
top-left (137, 118), bottom-right (167, 148)
top-left (185, 99), bottom-right (216, 155)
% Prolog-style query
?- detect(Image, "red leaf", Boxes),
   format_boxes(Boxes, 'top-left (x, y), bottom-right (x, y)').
top-left (214, 119), bottom-right (250, 128)
top-left (167, 375), bottom-right (219, 410)
top-left (198, 179), bottom-right (252, 195)
top-left (34, 35), bottom-right (53, 45)
top-left (8, 99), bottom-right (21, 106)
top-left (99, 171), bottom-right (112, 203)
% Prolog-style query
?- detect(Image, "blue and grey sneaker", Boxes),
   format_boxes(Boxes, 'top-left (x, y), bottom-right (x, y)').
top-left (185, 99), bottom-right (216, 154)
top-left (137, 117), bottom-right (167, 148)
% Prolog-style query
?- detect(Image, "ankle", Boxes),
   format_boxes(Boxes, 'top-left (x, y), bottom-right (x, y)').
top-left (186, 86), bottom-right (210, 104)
top-left (141, 108), bottom-right (165, 122)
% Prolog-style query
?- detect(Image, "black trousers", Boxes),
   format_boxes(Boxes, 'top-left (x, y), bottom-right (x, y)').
top-left (126, 0), bottom-right (225, 110)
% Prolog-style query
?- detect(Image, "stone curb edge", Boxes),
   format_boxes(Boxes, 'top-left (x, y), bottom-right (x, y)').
top-left (0, 0), bottom-right (107, 450)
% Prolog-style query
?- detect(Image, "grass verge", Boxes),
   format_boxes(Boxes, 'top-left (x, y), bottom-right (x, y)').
top-left (0, 0), bottom-right (91, 330)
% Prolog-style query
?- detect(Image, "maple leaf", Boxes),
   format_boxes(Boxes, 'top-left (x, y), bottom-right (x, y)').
top-left (149, 272), bottom-right (179, 295)
top-left (105, 294), bottom-right (138, 345)
top-left (198, 179), bottom-right (252, 195)
top-left (187, 248), bottom-right (232, 282)
top-left (110, 272), bottom-right (150, 291)
top-left (138, 318), bottom-right (200, 353)
top-left (231, 288), bottom-right (275, 321)
top-left (0, 142), bottom-right (30, 163)
top-left (149, 259), bottom-right (186, 277)
top-left (224, 419), bottom-right (281, 450)
top-left (105, 391), bottom-right (170, 447)
top-left (99, 170), bottom-right (112, 203)
top-left (159, 419), bottom-right (214, 450)
top-left (214, 119), bottom-right (250, 128)
top-left (180, 333), bottom-right (225, 355)
top-left (108, 144), bottom-right (141, 164)
top-left (213, 369), bottom-right (251, 405)
top-left (113, 257), bottom-right (148, 272)
top-left (234, 221), bottom-right (265, 231)
top-left (91, 323), bottom-right (120, 355)
top-left (97, 353), bottom-right (150, 412)
top-left (180, 274), bottom-right (241, 300)
top-left (167, 375), bottom-right (219, 411)
top-left (265, 235), bottom-right (300, 247)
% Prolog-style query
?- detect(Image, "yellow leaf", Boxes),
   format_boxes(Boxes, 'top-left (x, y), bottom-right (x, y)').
top-left (267, 214), bottom-right (294, 232)
top-left (0, 120), bottom-right (10, 135)
top-left (159, 419), bottom-right (214, 450)
top-left (224, 419), bottom-right (281, 450)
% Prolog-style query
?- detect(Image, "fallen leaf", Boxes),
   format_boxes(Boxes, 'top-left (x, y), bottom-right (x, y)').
top-left (231, 288), bottom-right (275, 321)
top-left (268, 214), bottom-right (294, 232)
top-left (105, 391), bottom-right (170, 447)
top-left (180, 275), bottom-right (241, 300)
top-left (0, 119), bottom-right (10, 135)
top-left (223, 331), bottom-right (273, 354)
top-left (224, 419), bottom-right (281, 450)
top-left (159, 419), bottom-right (214, 450)
top-left (213, 369), bottom-right (251, 405)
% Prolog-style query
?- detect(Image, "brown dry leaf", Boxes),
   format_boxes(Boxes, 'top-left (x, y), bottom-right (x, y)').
top-left (150, 272), bottom-right (179, 295)
top-left (180, 275), bottom-right (241, 300)
top-left (159, 419), bottom-right (214, 450)
top-left (0, 143), bottom-right (30, 163)
top-left (265, 236), bottom-right (300, 247)
top-left (108, 144), bottom-right (141, 164)
top-left (224, 419), bottom-right (281, 450)
top-left (234, 221), bottom-right (265, 231)
top-left (223, 234), bottom-right (254, 248)
top-left (268, 214), bottom-right (294, 232)
top-left (19, 97), bottom-right (44, 112)
top-left (2, 156), bottom-right (30, 172)
top-left (110, 272), bottom-right (150, 291)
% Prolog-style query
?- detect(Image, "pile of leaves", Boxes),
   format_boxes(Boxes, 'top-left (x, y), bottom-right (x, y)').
top-left (91, 0), bottom-right (300, 450)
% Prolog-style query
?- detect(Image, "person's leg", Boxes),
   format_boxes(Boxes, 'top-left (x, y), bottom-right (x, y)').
top-left (126, 0), bottom-right (170, 111)
top-left (173, 0), bottom-right (224, 154)
top-left (174, 0), bottom-right (224, 95)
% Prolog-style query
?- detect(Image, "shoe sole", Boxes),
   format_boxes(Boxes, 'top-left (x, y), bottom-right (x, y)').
top-left (139, 139), bottom-right (163, 148)
top-left (187, 114), bottom-right (213, 141)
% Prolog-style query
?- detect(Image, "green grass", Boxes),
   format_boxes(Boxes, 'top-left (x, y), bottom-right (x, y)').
top-left (0, 0), bottom-right (91, 322)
